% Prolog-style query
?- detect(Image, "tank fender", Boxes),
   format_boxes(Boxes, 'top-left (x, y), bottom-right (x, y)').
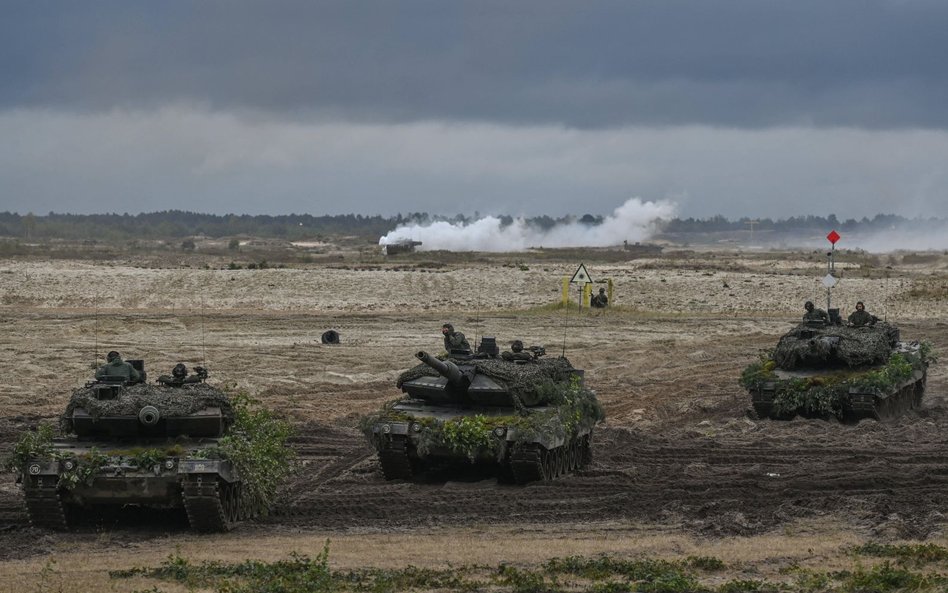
top-left (22, 460), bottom-right (60, 477)
top-left (177, 459), bottom-right (238, 483)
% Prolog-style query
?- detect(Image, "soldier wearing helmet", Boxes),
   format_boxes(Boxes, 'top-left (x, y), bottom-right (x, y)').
top-left (95, 351), bottom-right (141, 383)
top-left (441, 323), bottom-right (471, 354)
top-left (802, 301), bottom-right (829, 324)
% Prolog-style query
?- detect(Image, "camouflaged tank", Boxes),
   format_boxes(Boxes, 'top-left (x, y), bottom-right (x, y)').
top-left (17, 362), bottom-right (250, 532)
top-left (363, 339), bottom-right (604, 483)
top-left (743, 320), bottom-right (932, 421)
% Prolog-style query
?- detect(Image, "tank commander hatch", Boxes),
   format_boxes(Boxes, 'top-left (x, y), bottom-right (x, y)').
top-left (95, 351), bottom-right (140, 382)
top-left (803, 301), bottom-right (829, 324)
top-left (848, 301), bottom-right (879, 327)
top-left (441, 323), bottom-right (471, 353)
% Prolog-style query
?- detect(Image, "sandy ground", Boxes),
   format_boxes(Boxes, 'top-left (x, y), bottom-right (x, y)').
top-left (0, 248), bottom-right (946, 592)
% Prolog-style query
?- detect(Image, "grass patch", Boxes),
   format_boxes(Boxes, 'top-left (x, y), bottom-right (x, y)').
top-left (111, 547), bottom-right (948, 593)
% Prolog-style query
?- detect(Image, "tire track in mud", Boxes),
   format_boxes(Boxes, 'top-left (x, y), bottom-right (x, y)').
top-left (2, 406), bottom-right (947, 539)
top-left (270, 407), bottom-right (948, 537)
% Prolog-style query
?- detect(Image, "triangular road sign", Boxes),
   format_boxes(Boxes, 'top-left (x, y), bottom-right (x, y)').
top-left (570, 263), bottom-right (593, 284)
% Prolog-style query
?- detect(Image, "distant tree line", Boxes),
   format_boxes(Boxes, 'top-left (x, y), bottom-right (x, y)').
top-left (0, 210), bottom-right (942, 242)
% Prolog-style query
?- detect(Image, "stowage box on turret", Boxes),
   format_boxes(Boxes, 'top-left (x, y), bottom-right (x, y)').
top-left (17, 362), bottom-right (250, 532)
top-left (743, 320), bottom-right (933, 421)
top-left (362, 342), bottom-right (604, 483)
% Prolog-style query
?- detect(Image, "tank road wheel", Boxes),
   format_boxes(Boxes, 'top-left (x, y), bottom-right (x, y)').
top-left (378, 436), bottom-right (416, 481)
top-left (23, 480), bottom-right (70, 531)
top-left (182, 476), bottom-right (241, 533)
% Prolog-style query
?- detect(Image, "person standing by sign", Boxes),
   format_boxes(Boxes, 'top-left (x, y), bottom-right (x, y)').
top-left (591, 287), bottom-right (608, 308)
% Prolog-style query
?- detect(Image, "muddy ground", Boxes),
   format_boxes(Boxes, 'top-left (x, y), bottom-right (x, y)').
top-left (0, 248), bottom-right (945, 590)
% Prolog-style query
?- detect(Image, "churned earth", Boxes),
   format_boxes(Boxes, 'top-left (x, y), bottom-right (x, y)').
top-left (0, 247), bottom-right (946, 592)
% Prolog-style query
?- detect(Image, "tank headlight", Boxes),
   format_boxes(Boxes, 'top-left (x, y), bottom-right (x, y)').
top-left (63, 460), bottom-right (76, 471)
top-left (28, 464), bottom-right (41, 475)
top-left (493, 427), bottom-right (507, 437)
top-left (164, 459), bottom-right (176, 470)
top-left (381, 424), bottom-right (391, 434)
top-left (411, 422), bottom-right (422, 433)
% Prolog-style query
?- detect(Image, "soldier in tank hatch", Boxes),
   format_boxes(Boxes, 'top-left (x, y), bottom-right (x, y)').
top-left (95, 351), bottom-right (140, 382)
top-left (848, 301), bottom-right (879, 327)
top-left (501, 340), bottom-right (534, 362)
top-left (803, 301), bottom-right (829, 323)
top-left (441, 323), bottom-right (471, 353)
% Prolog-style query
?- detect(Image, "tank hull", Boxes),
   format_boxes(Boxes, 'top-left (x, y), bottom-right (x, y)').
top-left (368, 400), bottom-right (593, 483)
top-left (750, 368), bottom-right (926, 422)
top-left (20, 438), bottom-right (245, 532)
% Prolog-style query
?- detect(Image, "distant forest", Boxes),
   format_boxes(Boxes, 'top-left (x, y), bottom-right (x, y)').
top-left (0, 210), bottom-right (943, 242)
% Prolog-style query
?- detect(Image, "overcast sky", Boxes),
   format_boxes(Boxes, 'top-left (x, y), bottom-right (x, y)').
top-left (2, 1), bottom-right (947, 218)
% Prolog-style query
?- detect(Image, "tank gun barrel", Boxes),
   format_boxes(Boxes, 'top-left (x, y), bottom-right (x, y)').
top-left (416, 351), bottom-right (465, 386)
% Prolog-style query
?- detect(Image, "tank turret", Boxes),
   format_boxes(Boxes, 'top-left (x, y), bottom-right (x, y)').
top-left (64, 365), bottom-right (231, 438)
top-left (365, 342), bottom-right (604, 483)
top-left (15, 361), bottom-right (272, 533)
top-left (744, 322), bottom-right (932, 421)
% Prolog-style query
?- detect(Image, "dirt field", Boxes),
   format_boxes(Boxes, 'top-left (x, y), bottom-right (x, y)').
top-left (0, 247), bottom-right (946, 591)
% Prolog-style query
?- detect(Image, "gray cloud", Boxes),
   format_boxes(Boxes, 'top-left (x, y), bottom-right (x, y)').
top-left (3, 2), bottom-right (948, 219)
top-left (3, 1), bottom-right (948, 129)
top-left (2, 108), bottom-right (947, 218)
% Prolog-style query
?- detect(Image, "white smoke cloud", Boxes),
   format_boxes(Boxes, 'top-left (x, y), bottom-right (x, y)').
top-left (379, 197), bottom-right (677, 252)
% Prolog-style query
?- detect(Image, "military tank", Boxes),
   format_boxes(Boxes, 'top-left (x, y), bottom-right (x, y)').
top-left (17, 361), bottom-right (250, 532)
top-left (743, 319), bottom-right (932, 421)
top-left (363, 339), bottom-right (604, 483)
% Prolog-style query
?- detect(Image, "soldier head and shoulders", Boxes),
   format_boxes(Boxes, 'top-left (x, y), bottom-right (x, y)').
top-left (157, 363), bottom-right (208, 386)
top-left (848, 301), bottom-right (879, 327)
top-left (802, 301), bottom-right (829, 323)
top-left (441, 323), bottom-right (472, 354)
top-left (95, 350), bottom-right (141, 383)
top-left (501, 339), bottom-right (533, 362)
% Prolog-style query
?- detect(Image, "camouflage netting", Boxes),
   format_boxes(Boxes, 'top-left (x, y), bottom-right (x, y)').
top-left (773, 322), bottom-right (899, 371)
top-left (396, 356), bottom-right (577, 406)
top-left (61, 383), bottom-right (235, 434)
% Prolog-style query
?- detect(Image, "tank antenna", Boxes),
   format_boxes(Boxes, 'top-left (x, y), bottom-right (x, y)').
top-left (200, 295), bottom-right (207, 369)
top-left (93, 292), bottom-right (99, 369)
top-left (561, 290), bottom-right (570, 358)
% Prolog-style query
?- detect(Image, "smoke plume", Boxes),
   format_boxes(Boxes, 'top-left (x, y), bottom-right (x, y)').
top-left (379, 198), bottom-right (677, 252)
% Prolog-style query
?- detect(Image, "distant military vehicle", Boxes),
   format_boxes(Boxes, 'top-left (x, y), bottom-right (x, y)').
top-left (743, 320), bottom-right (931, 422)
top-left (363, 340), bottom-right (603, 483)
top-left (17, 362), bottom-right (249, 532)
top-left (383, 240), bottom-right (423, 256)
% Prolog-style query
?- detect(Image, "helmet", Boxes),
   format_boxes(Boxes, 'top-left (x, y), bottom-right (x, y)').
top-left (107, 351), bottom-right (120, 362)
top-left (511, 340), bottom-right (524, 353)
top-left (172, 363), bottom-right (188, 378)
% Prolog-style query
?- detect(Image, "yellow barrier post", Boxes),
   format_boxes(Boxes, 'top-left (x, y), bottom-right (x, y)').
top-left (562, 277), bottom-right (570, 307)
top-left (608, 278), bottom-right (614, 305)
top-left (583, 283), bottom-right (592, 308)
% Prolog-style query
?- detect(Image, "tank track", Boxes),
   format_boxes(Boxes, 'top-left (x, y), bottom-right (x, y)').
top-left (379, 436), bottom-right (416, 480)
top-left (860, 375), bottom-right (926, 421)
top-left (23, 480), bottom-right (70, 531)
top-left (509, 434), bottom-right (592, 484)
top-left (182, 476), bottom-right (242, 533)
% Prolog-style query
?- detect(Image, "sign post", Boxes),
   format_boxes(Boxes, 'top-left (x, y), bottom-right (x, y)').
top-left (569, 263), bottom-right (594, 311)
top-left (825, 230), bottom-right (841, 311)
